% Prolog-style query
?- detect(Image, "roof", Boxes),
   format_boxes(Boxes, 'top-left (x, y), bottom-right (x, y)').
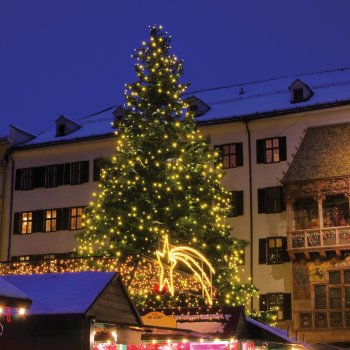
top-left (0, 277), bottom-right (32, 308)
top-left (10, 67), bottom-right (350, 148)
top-left (2, 272), bottom-right (115, 316)
top-left (282, 122), bottom-right (350, 183)
top-left (246, 317), bottom-right (297, 344)
top-left (193, 67), bottom-right (350, 124)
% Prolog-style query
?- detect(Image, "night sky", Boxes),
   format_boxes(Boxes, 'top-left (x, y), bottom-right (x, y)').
top-left (1, 0), bottom-right (350, 135)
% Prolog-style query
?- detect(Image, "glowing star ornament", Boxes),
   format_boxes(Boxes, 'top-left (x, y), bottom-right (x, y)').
top-left (156, 235), bottom-right (216, 305)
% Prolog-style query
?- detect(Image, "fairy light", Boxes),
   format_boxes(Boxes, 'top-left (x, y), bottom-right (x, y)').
top-left (72, 24), bottom-right (258, 310)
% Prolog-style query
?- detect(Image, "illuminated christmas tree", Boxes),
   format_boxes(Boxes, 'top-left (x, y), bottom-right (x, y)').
top-left (78, 25), bottom-right (257, 309)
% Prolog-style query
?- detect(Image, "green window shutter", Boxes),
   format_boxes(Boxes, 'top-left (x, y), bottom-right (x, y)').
top-left (256, 139), bottom-right (265, 163)
top-left (259, 238), bottom-right (267, 264)
top-left (15, 169), bottom-right (22, 190)
top-left (279, 137), bottom-right (287, 161)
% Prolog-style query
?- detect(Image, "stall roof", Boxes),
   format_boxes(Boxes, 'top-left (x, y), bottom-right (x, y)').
top-left (0, 276), bottom-right (32, 308)
top-left (1, 272), bottom-right (142, 326)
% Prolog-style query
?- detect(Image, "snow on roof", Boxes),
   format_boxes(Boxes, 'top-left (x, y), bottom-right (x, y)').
top-left (22, 108), bottom-right (116, 147)
top-left (13, 67), bottom-right (350, 148)
top-left (0, 277), bottom-right (31, 302)
top-left (2, 272), bottom-right (115, 315)
top-left (193, 67), bottom-right (350, 124)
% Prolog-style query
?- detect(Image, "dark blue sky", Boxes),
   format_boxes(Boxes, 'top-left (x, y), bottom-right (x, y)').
top-left (1, 0), bottom-right (350, 135)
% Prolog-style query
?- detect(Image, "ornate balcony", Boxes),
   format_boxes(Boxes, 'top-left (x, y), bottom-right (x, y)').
top-left (287, 226), bottom-right (350, 261)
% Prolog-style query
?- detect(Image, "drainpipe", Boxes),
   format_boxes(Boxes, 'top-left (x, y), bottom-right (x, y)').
top-left (7, 152), bottom-right (14, 261)
top-left (244, 120), bottom-right (254, 294)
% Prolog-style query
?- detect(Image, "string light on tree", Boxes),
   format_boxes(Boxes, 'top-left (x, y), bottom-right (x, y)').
top-left (77, 25), bottom-right (257, 309)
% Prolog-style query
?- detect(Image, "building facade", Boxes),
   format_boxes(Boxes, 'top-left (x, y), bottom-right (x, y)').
top-left (2, 68), bottom-right (350, 343)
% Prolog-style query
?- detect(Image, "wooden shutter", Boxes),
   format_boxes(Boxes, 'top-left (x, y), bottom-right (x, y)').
top-left (32, 210), bottom-right (44, 233)
top-left (81, 161), bottom-right (89, 183)
top-left (13, 212), bottom-right (21, 235)
top-left (236, 142), bottom-right (243, 167)
top-left (259, 294), bottom-right (268, 311)
top-left (279, 137), bottom-right (287, 161)
top-left (283, 293), bottom-right (292, 320)
top-left (64, 163), bottom-right (71, 185)
top-left (256, 139), bottom-right (265, 163)
top-left (282, 236), bottom-right (290, 262)
top-left (15, 169), bottom-right (22, 190)
top-left (258, 188), bottom-right (266, 213)
top-left (56, 164), bottom-right (64, 186)
top-left (93, 158), bottom-right (101, 182)
top-left (61, 208), bottom-right (70, 230)
top-left (32, 166), bottom-right (46, 188)
top-left (214, 145), bottom-right (223, 167)
top-left (236, 191), bottom-right (244, 215)
top-left (259, 238), bottom-right (267, 264)
top-left (280, 186), bottom-right (286, 212)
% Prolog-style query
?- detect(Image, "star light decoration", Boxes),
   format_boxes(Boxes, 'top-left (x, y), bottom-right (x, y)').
top-left (156, 235), bottom-right (215, 305)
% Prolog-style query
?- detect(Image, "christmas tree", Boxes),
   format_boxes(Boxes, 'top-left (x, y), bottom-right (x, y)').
top-left (78, 25), bottom-right (257, 309)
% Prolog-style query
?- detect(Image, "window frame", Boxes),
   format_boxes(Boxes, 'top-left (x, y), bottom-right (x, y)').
top-left (20, 211), bottom-right (33, 234)
top-left (70, 207), bottom-right (83, 230)
top-left (45, 209), bottom-right (57, 232)
top-left (214, 142), bottom-right (243, 169)
top-left (22, 168), bottom-right (33, 190)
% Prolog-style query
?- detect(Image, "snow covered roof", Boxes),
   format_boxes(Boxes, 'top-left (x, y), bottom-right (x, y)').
top-left (1, 272), bottom-right (116, 316)
top-left (193, 67), bottom-right (350, 124)
top-left (0, 277), bottom-right (32, 308)
top-left (11, 67), bottom-right (350, 148)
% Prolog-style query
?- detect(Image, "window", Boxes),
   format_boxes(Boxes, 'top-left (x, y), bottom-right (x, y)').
top-left (46, 165), bottom-right (57, 188)
top-left (21, 212), bottom-right (32, 234)
top-left (314, 285), bottom-right (327, 309)
top-left (22, 168), bottom-right (32, 190)
top-left (293, 198), bottom-right (319, 230)
top-left (45, 209), bottom-right (57, 232)
top-left (19, 256), bottom-right (30, 262)
top-left (258, 186), bottom-right (285, 214)
top-left (57, 124), bottom-right (66, 136)
top-left (69, 161), bottom-right (89, 185)
top-left (71, 162), bottom-right (82, 185)
top-left (259, 293), bottom-right (291, 320)
top-left (228, 191), bottom-right (243, 217)
top-left (215, 143), bottom-right (243, 169)
top-left (256, 137), bottom-right (286, 164)
top-left (70, 207), bottom-right (83, 230)
top-left (323, 195), bottom-right (349, 227)
top-left (293, 88), bottom-right (304, 102)
top-left (259, 237), bottom-right (290, 264)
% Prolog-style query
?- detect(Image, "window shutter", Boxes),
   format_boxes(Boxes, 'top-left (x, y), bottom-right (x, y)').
top-left (236, 191), bottom-right (244, 215)
top-left (93, 158), bottom-right (101, 182)
top-left (13, 212), bottom-right (21, 235)
top-left (279, 187), bottom-right (286, 212)
top-left (15, 169), bottom-right (22, 190)
top-left (61, 208), bottom-right (70, 230)
top-left (56, 208), bottom-right (62, 231)
top-left (259, 238), bottom-right (267, 264)
top-left (32, 166), bottom-right (46, 188)
top-left (256, 139), bottom-right (265, 163)
top-left (258, 188), bottom-right (266, 213)
top-left (282, 236), bottom-right (290, 262)
top-left (259, 294), bottom-right (268, 312)
top-left (283, 293), bottom-right (292, 320)
top-left (279, 137), bottom-right (287, 161)
top-left (32, 210), bottom-right (44, 233)
top-left (56, 164), bottom-right (64, 186)
top-left (64, 163), bottom-right (71, 185)
top-left (236, 142), bottom-right (243, 167)
top-left (81, 161), bottom-right (89, 183)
